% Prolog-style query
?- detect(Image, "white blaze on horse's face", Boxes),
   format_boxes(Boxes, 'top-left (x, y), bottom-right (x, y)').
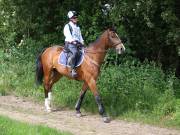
top-left (116, 44), bottom-right (125, 54)
top-left (115, 33), bottom-right (125, 54)
top-left (109, 30), bottom-right (125, 54)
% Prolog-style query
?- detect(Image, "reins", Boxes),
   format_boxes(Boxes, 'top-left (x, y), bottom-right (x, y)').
top-left (84, 48), bottom-right (108, 54)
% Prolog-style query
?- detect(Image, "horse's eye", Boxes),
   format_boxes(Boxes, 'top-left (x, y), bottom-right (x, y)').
top-left (111, 32), bottom-right (117, 38)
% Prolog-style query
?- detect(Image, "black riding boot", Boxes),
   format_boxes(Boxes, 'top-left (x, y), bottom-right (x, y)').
top-left (66, 44), bottom-right (78, 77)
top-left (71, 68), bottom-right (77, 77)
top-left (68, 55), bottom-right (77, 77)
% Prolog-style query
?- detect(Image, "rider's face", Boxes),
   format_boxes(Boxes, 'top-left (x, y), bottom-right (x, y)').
top-left (71, 17), bottom-right (78, 24)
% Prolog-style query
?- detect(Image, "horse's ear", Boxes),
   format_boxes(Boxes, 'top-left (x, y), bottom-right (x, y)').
top-left (103, 25), bottom-right (117, 33)
top-left (108, 26), bottom-right (117, 32)
top-left (103, 23), bottom-right (116, 31)
top-left (103, 25), bottom-right (110, 30)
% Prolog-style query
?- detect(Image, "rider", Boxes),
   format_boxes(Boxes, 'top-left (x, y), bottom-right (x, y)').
top-left (63, 11), bottom-right (84, 77)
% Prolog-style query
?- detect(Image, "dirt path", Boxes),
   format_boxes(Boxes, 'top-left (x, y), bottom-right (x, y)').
top-left (0, 95), bottom-right (179, 135)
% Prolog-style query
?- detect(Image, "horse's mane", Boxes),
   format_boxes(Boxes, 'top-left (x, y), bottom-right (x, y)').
top-left (87, 30), bottom-right (107, 48)
top-left (87, 27), bottom-right (116, 48)
top-left (88, 37), bottom-right (101, 47)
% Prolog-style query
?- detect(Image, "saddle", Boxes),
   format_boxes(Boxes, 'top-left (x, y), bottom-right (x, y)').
top-left (58, 47), bottom-right (84, 68)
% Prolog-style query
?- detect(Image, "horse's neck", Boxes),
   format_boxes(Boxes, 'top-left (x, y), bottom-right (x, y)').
top-left (86, 34), bottom-right (108, 66)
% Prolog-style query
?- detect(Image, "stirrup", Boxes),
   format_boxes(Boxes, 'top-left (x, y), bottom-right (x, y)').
top-left (71, 69), bottom-right (77, 78)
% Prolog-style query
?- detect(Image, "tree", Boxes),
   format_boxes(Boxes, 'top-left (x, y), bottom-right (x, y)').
top-left (0, 0), bottom-right (179, 75)
top-left (110, 0), bottom-right (180, 71)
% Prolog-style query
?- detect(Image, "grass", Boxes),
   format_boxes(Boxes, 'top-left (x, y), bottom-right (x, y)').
top-left (0, 115), bottom-right (72, 135)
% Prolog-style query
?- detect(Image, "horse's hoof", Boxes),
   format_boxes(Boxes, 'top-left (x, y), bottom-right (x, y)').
top-left (45, 108), bottom-right (52, 113)
top-left (103, 116), bottom-right (111, 123)
top-left (47, 109), bottom-right (51, 113)
top-left (76, 112), bottom-right (82, 118)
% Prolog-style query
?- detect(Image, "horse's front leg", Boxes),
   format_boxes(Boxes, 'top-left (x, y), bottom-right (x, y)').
top-left (75, 82), bottom-right (88, 117)
top-left (87, 78), bottom-right (110, 123)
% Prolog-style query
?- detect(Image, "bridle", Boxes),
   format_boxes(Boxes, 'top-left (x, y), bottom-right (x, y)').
top-left (111, 42), bottom-right (122, 47)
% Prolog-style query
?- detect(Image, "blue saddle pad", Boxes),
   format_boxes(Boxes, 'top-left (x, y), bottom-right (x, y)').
top-left (58, 49), bottom-right (84, 68)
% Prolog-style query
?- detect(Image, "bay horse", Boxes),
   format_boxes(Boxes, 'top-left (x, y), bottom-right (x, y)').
top-left (35, 28), bottom-right (125, 123)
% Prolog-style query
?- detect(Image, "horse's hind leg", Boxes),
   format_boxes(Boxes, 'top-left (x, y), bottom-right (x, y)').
top-left (44, 69), bottom-right (62, 112)
top-left (49, 69), bottom-right (62, 110)
top-left (75, 82), bottom-right (88, 117)
top-left (44, 73), bottom-right (51, 112)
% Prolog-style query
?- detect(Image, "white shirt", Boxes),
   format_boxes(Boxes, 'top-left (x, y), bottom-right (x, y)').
top-left (63, 21), bottom-right (84, 44)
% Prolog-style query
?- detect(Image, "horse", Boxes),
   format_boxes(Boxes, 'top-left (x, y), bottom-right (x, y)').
top-left (35, 28), bottom-right (125, 123)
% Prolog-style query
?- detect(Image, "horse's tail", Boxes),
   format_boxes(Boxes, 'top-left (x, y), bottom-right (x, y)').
top-left (35, 51), bottom-right (44, 85)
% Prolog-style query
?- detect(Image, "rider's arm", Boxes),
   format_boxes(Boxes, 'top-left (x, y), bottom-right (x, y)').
top-left (63, 24), bottom-right (74, 43)
top-left (79, 29), bottom-right (84, 45)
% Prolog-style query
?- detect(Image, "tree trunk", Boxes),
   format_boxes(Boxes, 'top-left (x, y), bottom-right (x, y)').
top-left (175, 56), bottom-right (180, 79)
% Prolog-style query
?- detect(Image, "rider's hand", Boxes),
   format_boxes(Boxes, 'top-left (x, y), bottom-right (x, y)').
top-left (72, 41), bottom-right (77, 44)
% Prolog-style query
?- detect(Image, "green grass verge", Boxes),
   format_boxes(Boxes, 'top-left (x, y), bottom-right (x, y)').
top-left (0, 115), bottom-right (72, 135)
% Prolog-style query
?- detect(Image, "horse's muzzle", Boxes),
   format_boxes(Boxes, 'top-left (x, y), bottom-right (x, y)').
top-left (116, 43), bottom-right (125, 54)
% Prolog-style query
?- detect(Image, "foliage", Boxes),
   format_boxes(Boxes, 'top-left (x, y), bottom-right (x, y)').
top-left (110, 0), bottom-right (180, 70)
top-left (0, 0), bottom-right (179, 71)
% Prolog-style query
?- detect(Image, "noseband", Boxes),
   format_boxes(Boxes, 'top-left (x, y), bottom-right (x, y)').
top-left (112, 42), bottom-right (122, 47)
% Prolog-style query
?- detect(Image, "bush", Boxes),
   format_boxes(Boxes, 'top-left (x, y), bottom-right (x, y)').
top-left (98, 61), bottom-right (176, 116)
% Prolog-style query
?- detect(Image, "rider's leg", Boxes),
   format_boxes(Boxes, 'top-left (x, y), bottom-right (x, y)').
top-left (68, 44), bottom-right (78, 77)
